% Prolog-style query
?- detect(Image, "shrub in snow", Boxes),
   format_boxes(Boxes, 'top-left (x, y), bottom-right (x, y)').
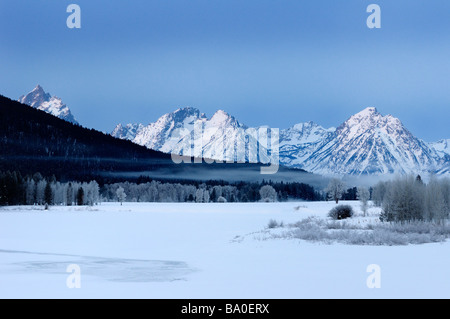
top-left (328, 205), bottom-right (354, 220)
top-left (267, 219), bottom-right (284, 229)
top-left (284, 217), bottom-right (450, 246)
top-left (290, 217), bottom-right (329, 242)
top-left (267, 219), bottom-right (278, 229)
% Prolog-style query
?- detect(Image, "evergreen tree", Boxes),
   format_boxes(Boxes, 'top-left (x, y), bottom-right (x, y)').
top-left (44, 181), bottom-right (53, 205)
top-left (66, 182), bottom-right (73, 206)
top-left (76, 187), bottom-right (84, 206)
top-left (210, 188), bottom-right (217, 202)
top-left (416, 174), bottom-right (423, 184)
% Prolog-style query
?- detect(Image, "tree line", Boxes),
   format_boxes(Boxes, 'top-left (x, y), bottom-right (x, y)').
top-left (98, 179), bottom-right (321, 203)
top-left (0, 170), bottom-right (322, 206)
top-left (0, 171), bottom-right (99, 206)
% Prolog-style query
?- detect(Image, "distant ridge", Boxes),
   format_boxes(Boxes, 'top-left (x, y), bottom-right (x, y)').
top-left (113, 106), bottom-right (449, 176)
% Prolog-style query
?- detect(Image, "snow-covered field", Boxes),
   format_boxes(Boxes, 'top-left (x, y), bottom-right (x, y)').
top-left (1, 201), bottom-right (449, 299)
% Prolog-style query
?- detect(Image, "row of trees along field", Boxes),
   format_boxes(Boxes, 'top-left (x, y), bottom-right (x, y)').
top-left (0, 171), bottom-right (100, 206)
top-left (97, 180), bottom-right (320, 203)
top-left (372, 175), bottom-right (450, 223)
top-left (0, 170), bottom-right (322, 206)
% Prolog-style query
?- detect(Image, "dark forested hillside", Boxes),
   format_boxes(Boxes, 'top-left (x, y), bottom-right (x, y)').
top-left (0, 94), bottom-right (175, 180)
top-left (0, 95), bottom-right (169, 158)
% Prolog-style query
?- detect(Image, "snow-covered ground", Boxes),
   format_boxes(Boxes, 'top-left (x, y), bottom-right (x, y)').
top-left (0, 201), bottom-right (449, 298)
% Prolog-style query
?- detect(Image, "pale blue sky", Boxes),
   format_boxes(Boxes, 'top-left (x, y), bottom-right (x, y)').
top-left (1, 0), bottom-right (449, 141)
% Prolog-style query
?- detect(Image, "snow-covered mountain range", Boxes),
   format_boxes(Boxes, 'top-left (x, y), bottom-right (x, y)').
top-left (18, 85), bottom-right (78, 124)
top-left (112, 106), bottom-right (449, 176)
top-left (112, 108), bottom-right (271, 163)
top-left (13, 85), bottom-right (447, 176)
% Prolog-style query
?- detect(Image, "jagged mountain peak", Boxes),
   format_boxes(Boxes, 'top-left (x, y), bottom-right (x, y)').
top-left (337, 107), bottom-right (404, 138)
top-left (342, 107), bottom-right (381, 126)
top-left (157, 107), bottom-right (207, 125)
top-left (112, 107), bottom-right (254, 161)
top-left (111, 123), bottom-right (145, 140)
top-left (301, 107), bottom-right (443, 176)
top-left (18, 85), bottom-right (78, 124)
top-left (173, 106), bottom-right (201, 115)
top-left (26, 84), bottom-right (45, 96)
top-left (19, 84), bottom-right (52, 108)
top-left (211, 109), bottom-right (229, 118)
top-left (357, 106), bottom-right (378, 115)
top-left (208, 109), bottom-right (243, 128)
top-left (34, 84), bottom-right (44, 90)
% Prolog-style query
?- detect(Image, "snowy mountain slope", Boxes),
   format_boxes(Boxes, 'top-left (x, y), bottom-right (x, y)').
top-left (301, 107), bottom-right (443, 175)
top-left (18, 85), bottom-right (78, 124)
top-left (114, 107), bottom-right (207, 153)
top-left (430, 139), bottom-right (450, 158)
top-left (436, 164), bottom-right (450, 176)
top-left (279, 121), bottom-right (335, 168)
top-left (112, 108), bottom-right (272, 163)
top-left (111, 123), bottom-right (145, 141)
top-left (112, 106), bottom-right (448, 176)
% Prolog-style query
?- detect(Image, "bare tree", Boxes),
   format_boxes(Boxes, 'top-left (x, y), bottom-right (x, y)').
top-left (425, 177), bottom-right (448, 223)
top-left (259, 185), bottom-right (277, 202)
top-left (195, 188), bottom-right (204, 203)
top-left (381, 175), bottom-right (425, 222)
top-left (116, 186), bottom-right (126, 205)
top-left (372, 181), bottom-right (387, 207)
top-left (357, 186), bottom-right (370, 216)
top-left (326, 178), bottom-right (345, 204)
